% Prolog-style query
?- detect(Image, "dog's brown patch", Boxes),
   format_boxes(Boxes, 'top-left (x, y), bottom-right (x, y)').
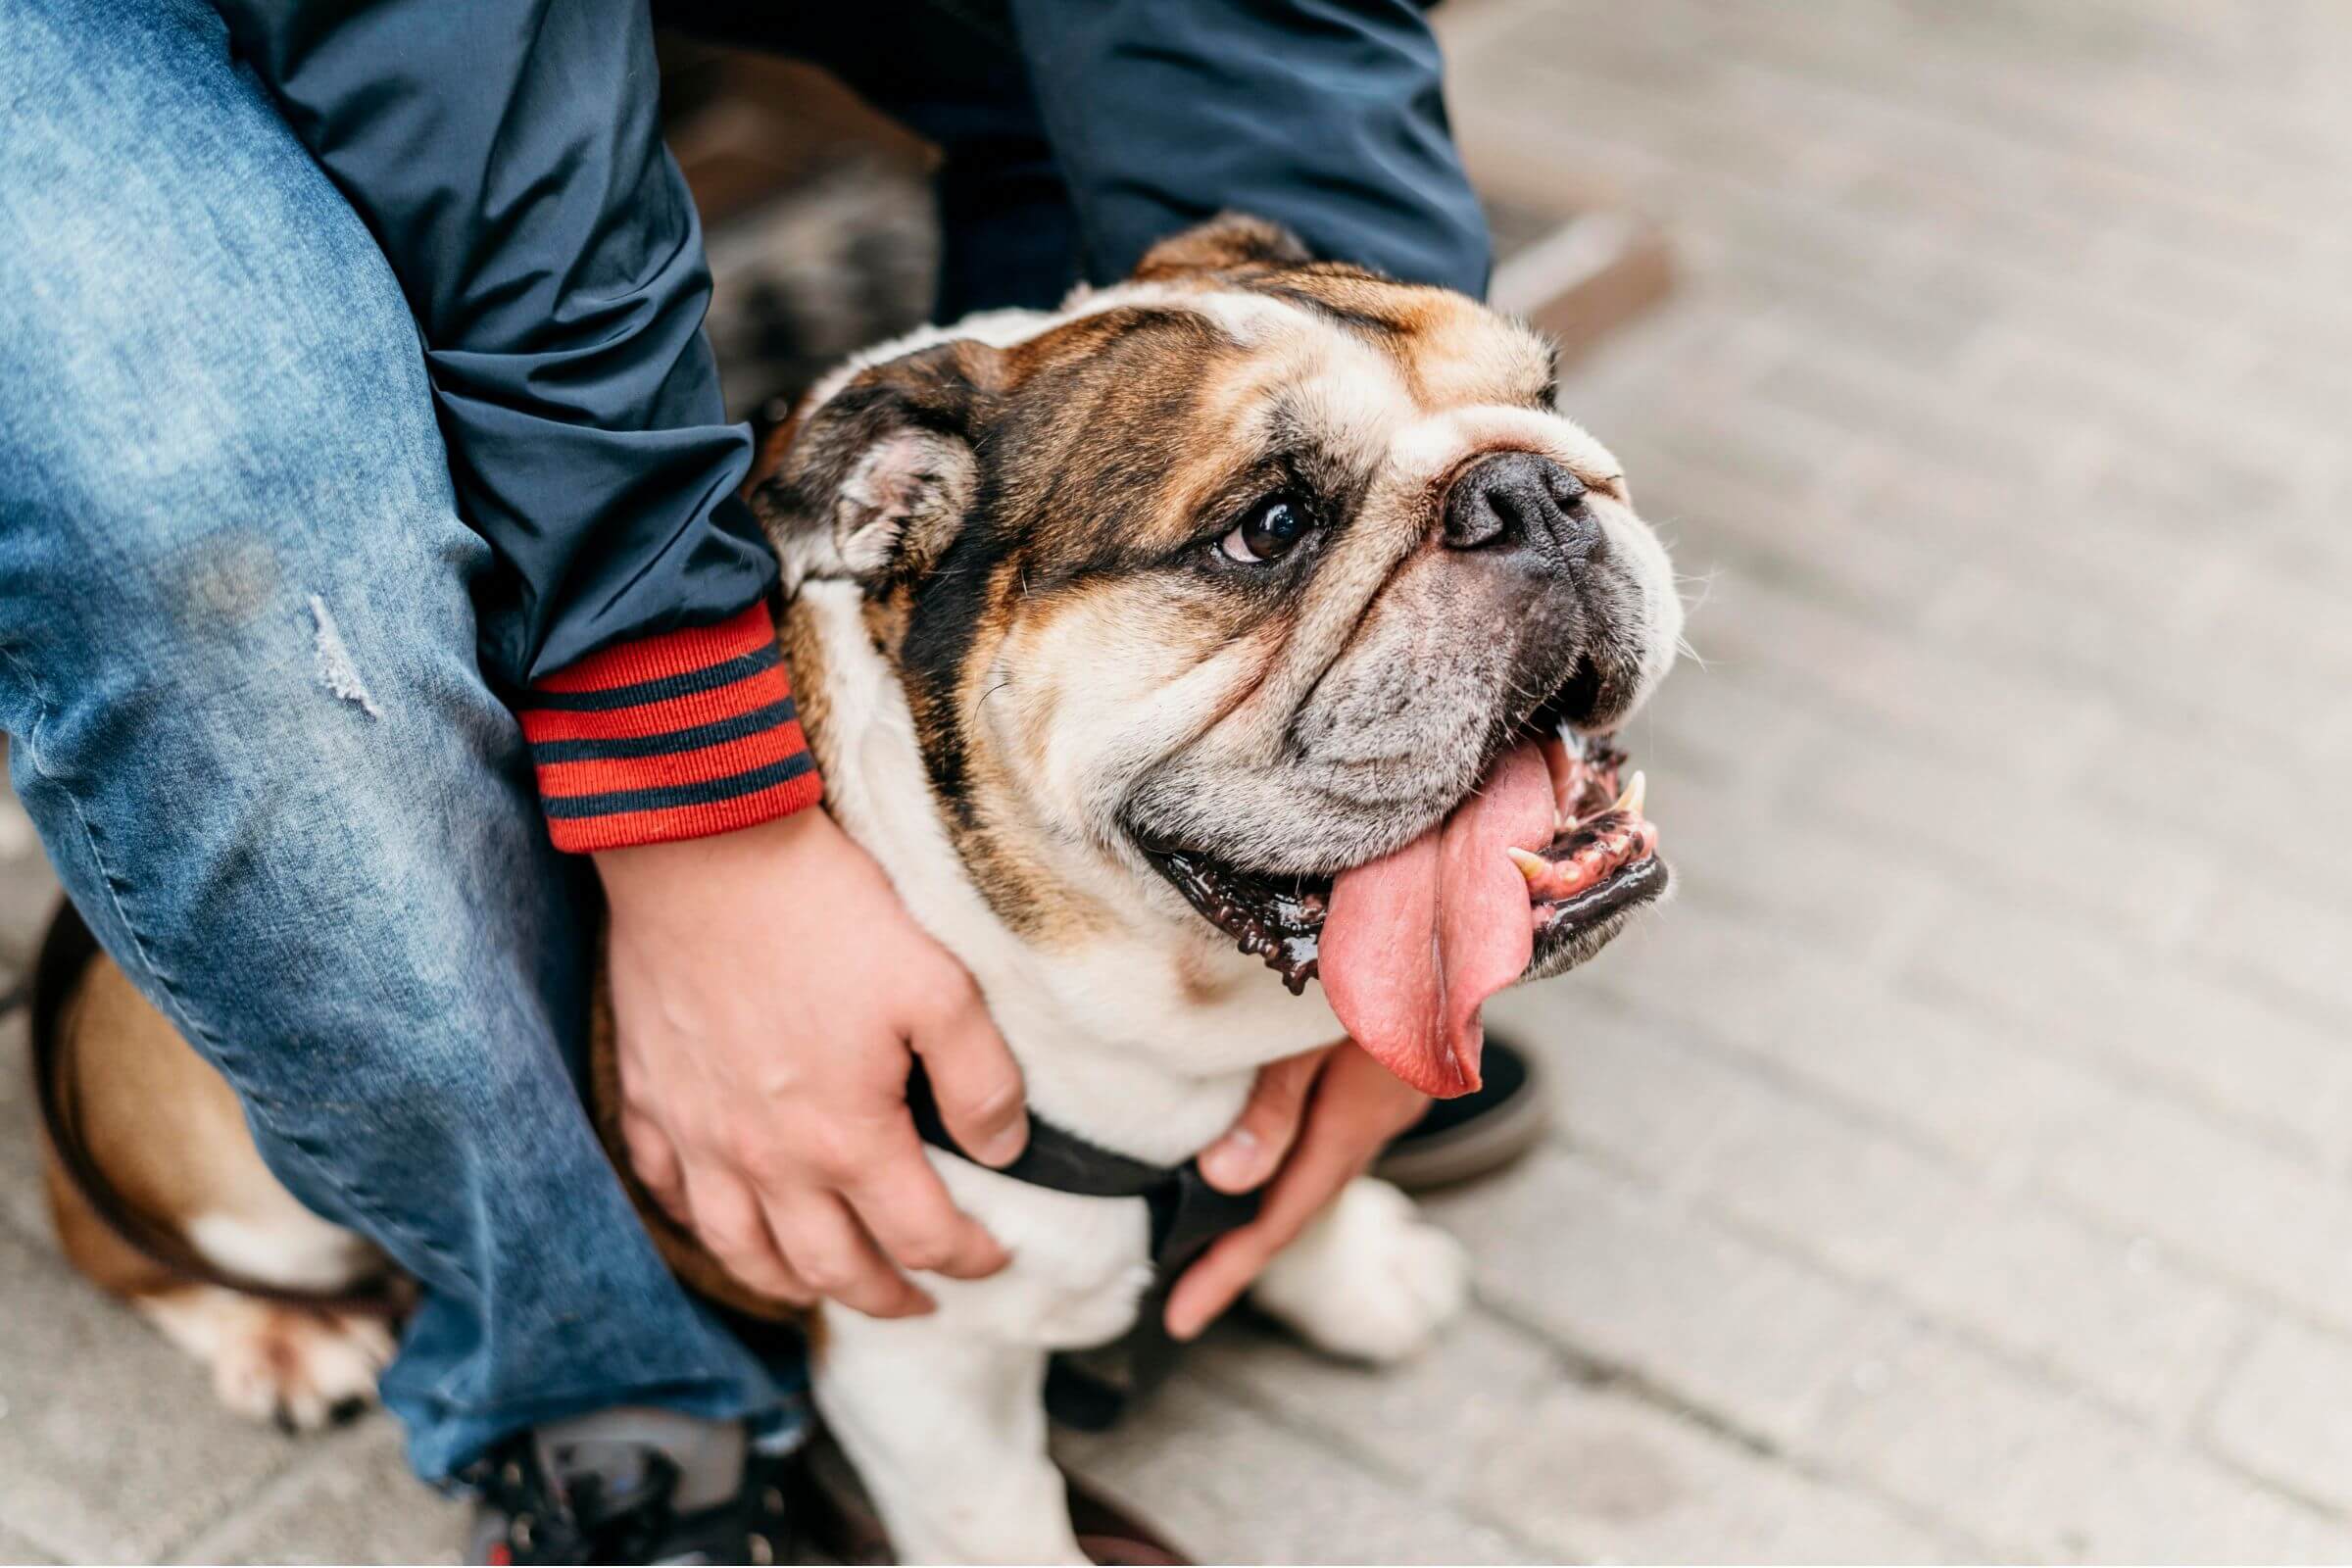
top-left (42, 958), bottom-right (357, 1301)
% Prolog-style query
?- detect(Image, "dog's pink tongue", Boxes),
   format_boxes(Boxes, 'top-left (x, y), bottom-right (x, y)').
top-left (1320, 740), bottom-right (1554, 1098)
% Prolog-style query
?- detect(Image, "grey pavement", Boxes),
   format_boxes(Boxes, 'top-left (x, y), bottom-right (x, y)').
top-left (7, 0), bottom-right (2352, 1559)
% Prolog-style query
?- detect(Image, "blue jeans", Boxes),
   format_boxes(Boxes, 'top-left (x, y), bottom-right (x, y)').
top-left (0, 0), bottom-right (807, 1481)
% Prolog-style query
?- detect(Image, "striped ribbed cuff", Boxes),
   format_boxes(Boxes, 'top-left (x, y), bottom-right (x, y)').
top-left (521, 604), bottom-right (822, 853)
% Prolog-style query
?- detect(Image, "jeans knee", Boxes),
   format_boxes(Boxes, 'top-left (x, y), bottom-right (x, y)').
top-left (0, 0), bottom-right (462, 607)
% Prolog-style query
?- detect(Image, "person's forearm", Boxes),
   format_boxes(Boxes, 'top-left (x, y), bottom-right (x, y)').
top-left (217, 1), bottom-right (817, 850)
top-left (215, 0), bottom-right (773, 690)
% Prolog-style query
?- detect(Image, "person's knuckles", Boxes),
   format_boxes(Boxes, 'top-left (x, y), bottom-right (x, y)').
top-left (732, 1134), bottom-right (816, 1193)
top-left (797, 1120), bottom-right (893, 1183)
top-left (710, 1240), bottom-right (795, 1295)
top-left (699, 1208), bottom-right (768, 1258)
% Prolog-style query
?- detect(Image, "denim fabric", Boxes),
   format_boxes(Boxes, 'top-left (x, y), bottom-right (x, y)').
top-left (0, 0), bottom-right (804, 1481)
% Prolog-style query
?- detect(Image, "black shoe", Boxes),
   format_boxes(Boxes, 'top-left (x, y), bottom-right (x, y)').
top-left (1372, 1031), bottom-right (1548, 1192)
top-left (463, 1408), bottom-right (799, 1565)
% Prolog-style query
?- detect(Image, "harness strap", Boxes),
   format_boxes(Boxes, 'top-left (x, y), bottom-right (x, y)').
top-left (28, 902), bottom-right (408, 1318)
top-left (905, 1061), bottom-right (1260, 1429)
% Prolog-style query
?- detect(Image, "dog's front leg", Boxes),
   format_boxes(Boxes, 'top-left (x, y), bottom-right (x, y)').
top-left (1249, 1175), bottom-right (1470, 1363)
top-left (815, 1308), bottom-right (1085, 1565)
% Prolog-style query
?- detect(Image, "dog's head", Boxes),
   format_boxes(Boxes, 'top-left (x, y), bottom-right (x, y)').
top-left (753, 216), bottom-right (1681, 1097)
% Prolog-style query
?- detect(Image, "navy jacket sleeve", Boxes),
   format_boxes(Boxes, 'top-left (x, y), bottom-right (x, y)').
top-left (1006, 0), bottom-right (1492, 298)
top-left (213, 1), bottom-right (817, 850)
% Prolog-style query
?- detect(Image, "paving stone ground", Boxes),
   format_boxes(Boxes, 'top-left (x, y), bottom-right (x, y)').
top-left (6, 0), bottom-right (2352, 1560)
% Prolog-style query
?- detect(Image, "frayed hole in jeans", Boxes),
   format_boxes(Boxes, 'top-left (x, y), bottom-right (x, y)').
top-left (309, 595), bottom-right (382, 719)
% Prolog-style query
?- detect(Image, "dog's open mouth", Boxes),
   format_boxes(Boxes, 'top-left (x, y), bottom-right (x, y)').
top-left (1142, 724), bottom-right (1666, 1098)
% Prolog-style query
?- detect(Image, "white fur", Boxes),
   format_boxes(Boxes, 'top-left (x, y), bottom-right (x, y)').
top-left (185, 1208), bottom-right (377, 1295)
top-left (1250, 1177), bottom-right (1471, 1363)
top-left (139, 1285), bottom-right (394, 1430)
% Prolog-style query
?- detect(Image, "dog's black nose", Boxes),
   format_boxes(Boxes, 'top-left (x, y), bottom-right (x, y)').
top-left (1442, 451), bottom-right (1597, 560)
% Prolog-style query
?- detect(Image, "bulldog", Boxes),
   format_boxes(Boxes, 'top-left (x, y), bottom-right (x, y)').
top-left (40, 216), bottom-right (1681, 1562)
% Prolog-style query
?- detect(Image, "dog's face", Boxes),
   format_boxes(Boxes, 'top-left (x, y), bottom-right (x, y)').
top-left (755, 218), bottom-right (1681, 1097)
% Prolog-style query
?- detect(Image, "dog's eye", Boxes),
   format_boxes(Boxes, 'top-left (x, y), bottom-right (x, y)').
top-left (1219, 495), bottom-right (1311, 564)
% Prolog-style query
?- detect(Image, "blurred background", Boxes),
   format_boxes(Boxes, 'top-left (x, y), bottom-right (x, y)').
top-left (6, 0), bottom-right (2351, 1560)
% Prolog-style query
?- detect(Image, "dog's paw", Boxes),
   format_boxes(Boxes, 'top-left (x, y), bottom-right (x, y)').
top-left (1247, 1177), bottom-right (1469, 1364)
top-left (138, 1286), bottom-right (394, 1431)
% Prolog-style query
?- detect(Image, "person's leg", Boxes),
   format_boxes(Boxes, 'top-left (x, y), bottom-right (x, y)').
top-left (0, 0), bottom-right (798, 1483)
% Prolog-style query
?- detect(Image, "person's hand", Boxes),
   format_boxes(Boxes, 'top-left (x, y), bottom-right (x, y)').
top-left (595, 808), bottom-right (1027, 1318)
top-left (1165, 1043), bottom-right (1429, 1339)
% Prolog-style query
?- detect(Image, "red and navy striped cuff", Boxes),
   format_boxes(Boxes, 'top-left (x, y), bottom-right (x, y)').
top-left (520, 604), bottom-right (821, 853)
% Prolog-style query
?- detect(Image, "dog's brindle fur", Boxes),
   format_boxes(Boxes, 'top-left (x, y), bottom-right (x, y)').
top-left (43, 218), bottom-right (1681, 1561)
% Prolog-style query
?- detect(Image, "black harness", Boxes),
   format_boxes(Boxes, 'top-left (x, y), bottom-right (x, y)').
top-left (905, 1064), bottom-right (1261, 1430)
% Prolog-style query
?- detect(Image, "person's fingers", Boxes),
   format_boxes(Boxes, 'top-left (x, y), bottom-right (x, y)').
top-left (909, 977), bottom-right (1029, 1166)
top-left (619, 1108), bottom-right (690, 1225)
top-left (1163, 1148), bottom-right (1361, 1341)
top-left (842, 1124), bottom-right (1010, 1281)
top-left (1198, 1046), bottom-right (1332, 1193)
top-left (766, 1192), bottom-right (934, 1319)
top-left (678, 1164), bottom-right (811, 1306)
top-left (1164, 1050), bottom-right (1423, 1340)
top-left (1321, 1044), bottom-right (1433, 1142)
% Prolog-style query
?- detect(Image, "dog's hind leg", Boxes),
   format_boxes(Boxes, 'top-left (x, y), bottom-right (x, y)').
top-left (1250, 1175), bottom-right (1470, 1363)
top-left (814, 1308), bottom-right (1086, 1565)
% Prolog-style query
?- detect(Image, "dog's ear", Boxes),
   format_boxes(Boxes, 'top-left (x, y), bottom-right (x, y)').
top-left (751, 338), bottom-right (1005, 588)
top-left (1131, 213), bottom-right (1312, 284)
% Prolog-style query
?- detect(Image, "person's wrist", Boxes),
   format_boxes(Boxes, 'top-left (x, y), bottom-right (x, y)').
top-left (593, 803), bottom-right (821, 898)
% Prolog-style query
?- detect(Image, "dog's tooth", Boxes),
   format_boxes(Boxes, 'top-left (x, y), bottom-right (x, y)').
top-left (1506, 847), bottom-right (1550, 882)
top-left (1614, 770), bottom-right (1647, 817)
